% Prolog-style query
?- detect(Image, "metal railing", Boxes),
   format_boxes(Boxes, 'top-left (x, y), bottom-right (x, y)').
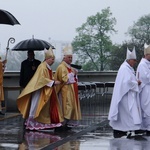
top-left (3, 71), bottom-right (116, 115)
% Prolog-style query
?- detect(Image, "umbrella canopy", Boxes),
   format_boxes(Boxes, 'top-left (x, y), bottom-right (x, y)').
top-left (0, 9), bottom-right (20, 25)
top-left (12, 38), bottom-right (55, 51)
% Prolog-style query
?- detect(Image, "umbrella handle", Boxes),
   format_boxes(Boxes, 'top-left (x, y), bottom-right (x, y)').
top-left (5, 37), bottom-right (15, 60)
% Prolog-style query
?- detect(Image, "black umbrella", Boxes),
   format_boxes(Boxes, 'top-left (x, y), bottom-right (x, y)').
top-left (0, 9), bottom-right (20, 25)
top-left (12, 38), bottom-right (55, 51)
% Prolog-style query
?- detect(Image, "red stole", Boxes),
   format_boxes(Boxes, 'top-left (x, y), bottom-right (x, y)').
top-left (48, 69), bottom-right (60, 123)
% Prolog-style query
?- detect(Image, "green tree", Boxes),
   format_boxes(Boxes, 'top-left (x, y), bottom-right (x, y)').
top-left (108, 43), bottom-right (137, 70)
top-left (127, 14), bottom-right (150, 50)
top-left (109, 42), bottom-right (144, 71)
top-left (72, 7), bottom-right (117, 71)
top-left (109, 14), bottom-right (150, 71)
top-left (108, 44), bottom-right (125, 70)
top-left (124, 14), bottom-right (150, 68)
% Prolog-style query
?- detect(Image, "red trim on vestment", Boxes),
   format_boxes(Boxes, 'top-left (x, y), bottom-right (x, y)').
top-left (48, 69), bottom-right (60, 123)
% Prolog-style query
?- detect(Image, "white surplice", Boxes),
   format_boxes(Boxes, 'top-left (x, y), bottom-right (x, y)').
top-left (108, 61), bottom-right (142, 131)
top-left (136, 58), bottom-right (150, 131)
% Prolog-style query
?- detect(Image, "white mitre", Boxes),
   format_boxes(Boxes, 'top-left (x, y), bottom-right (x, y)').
top-left (144, 43), bottom-right (150, 55)
top-left (126, 47), bottom-right (136, 60)
top-left (63, 44), bottom-right (73, 55)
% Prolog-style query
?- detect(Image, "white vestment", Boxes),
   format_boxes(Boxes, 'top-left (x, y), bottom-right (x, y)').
top-left (136, 58), bottom-right (150, 131)
top-left (108, 61), bottom-right (142, 131)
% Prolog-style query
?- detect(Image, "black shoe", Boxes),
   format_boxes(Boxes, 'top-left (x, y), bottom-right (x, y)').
top-left (55, 125), bottom-right (72, 132)
top-left (146, 131), bottom-right (150, 136)
top-left (0, 111), bottom-right (5, 115)
top-left (135, 130), bottom-right (146, 135)
top-left (63, 126), bottom-right (72, 131)
top-left (54, 126), bottom-right (64, 132)
top-left (113, 130), bottom-right (127, 138)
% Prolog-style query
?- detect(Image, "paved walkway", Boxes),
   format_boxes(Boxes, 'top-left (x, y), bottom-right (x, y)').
top-left (1, 93), bottom-right (150, 150)
top-left (0, 113), bottom-right (112, 150)
top-left (0, 113), bottom-right (150, 150)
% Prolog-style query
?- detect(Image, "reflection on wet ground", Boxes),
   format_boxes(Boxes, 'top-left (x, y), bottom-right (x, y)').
top-left (0, 113), bottom-right (110, 150)
top-left (0, 95), bottom-right (150, 149)
top-left (22, 131), bottom-right (61, 150)
top-left (57, 135), bottom-right (150, 150)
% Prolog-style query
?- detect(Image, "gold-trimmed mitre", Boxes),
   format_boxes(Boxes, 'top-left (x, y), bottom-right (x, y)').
top-left (63, 44), bottom-right (73, 55)
top-left (44, 47), bottom-right (55, 59)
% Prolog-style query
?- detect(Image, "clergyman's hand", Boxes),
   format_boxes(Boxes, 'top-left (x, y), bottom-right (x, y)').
top-left (137, 80), bottom-right (141, 85)
top-left (54, 80), bottom-right (61, 85)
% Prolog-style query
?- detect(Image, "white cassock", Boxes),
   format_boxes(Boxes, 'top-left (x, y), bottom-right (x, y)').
top-left (108, 61), bottom-right (142, 131)
top-left (136, 58), bottom-right (150, 131)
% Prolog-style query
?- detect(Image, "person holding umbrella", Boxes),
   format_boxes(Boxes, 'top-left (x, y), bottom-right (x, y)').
top-left (12, 37), bottom-right (55, 88)
top-left (19, 50), bottom-right (41, 88)
top-left (17, 47), bottom-right (63, 130)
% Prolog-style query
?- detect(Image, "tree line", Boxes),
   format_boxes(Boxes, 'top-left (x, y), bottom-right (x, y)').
top-left (72, 7), bottom-right (149, 71)
top-left (1, 7), bottom-right (149, 71)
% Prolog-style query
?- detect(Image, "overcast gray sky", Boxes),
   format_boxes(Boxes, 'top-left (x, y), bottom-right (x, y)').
top-left (0, 0), bottom-right (150, 54)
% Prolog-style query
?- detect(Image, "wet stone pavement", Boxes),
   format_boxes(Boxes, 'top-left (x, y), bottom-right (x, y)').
top-left (0, 95), bottom-right (150, 149)
top-left (1, 113), bottom-right (150, 150)
top-left (0, 112), bottom-right (112, 150)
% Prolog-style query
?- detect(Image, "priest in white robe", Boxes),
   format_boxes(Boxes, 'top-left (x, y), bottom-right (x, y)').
top-left (108, 47), bottom-right (142, 138)
top-left (136, 43), bottom-right (150, 136)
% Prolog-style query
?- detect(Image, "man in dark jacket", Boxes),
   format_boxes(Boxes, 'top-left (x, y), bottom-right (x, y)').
top-left (19, 50), bottom-right (41, 88)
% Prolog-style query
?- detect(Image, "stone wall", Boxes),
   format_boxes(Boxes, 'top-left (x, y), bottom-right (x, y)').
top-left (3, 71), bottom-right (117, 112)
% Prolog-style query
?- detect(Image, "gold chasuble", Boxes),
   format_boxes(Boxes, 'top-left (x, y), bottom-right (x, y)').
top-left (17, 62), bottom-right (63, 124)
top-left (54, 61), bottom-right (81, 121)
top-left (0, 61), bottom-right (4, 101)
